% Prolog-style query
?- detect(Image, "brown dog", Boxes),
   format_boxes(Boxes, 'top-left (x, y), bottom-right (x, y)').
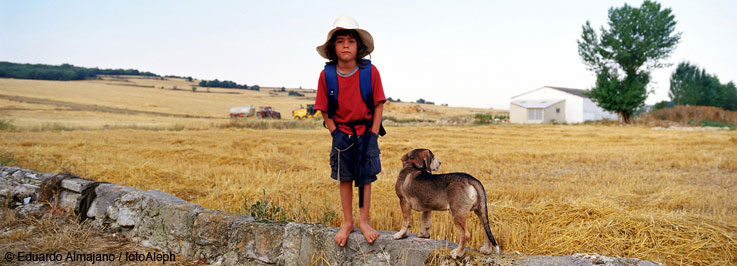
top-left (392, 149), bottom-right (500, 258)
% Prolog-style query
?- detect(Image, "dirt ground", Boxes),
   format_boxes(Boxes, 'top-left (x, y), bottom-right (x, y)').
top-left (0, 206), bottom-right (203, 266)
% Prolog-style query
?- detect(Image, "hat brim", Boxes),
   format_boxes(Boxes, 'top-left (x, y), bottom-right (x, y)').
top-left (316, 27), bottom-right (374, 60)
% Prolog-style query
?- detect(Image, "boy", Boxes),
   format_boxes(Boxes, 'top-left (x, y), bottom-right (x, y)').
top-left (314, 16), bottom-right (386, 247)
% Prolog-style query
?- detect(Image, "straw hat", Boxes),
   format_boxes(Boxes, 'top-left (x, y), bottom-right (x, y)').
top-left (316, 16), bottom-right (374, 59)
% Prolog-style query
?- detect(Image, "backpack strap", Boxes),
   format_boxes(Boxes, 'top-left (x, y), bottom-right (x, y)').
top-left (359, 60), bottom-right (374, 115)
top-left (324, 64), bottom-right (339, 119)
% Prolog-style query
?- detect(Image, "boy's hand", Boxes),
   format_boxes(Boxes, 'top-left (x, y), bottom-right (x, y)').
top-left (322, 112), bottom-right (337, 133)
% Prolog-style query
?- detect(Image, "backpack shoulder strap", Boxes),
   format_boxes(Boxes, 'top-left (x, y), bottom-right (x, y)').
top-left (324, 64), bottom-right (339, 119)
top-left (359, 59), bottom-right (374, 115)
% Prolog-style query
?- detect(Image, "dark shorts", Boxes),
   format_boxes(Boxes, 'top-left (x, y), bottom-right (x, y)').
top-left (329, 130), bottom-right (381, 186)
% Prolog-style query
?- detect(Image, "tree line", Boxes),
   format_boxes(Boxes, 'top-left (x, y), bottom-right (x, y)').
top-left (198, 79), bottom-right (257, 90)
top-left (0, 61), bottom-right (158, 81)
top-left (667, 62), bottom-right (737, 111)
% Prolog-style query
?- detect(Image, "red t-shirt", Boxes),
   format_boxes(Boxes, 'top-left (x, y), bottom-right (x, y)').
top-left (315, 64), bottom-right (386, 135)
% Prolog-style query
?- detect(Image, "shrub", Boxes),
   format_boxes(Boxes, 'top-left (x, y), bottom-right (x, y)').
top-left (288, 91), bottom-right (304, 97)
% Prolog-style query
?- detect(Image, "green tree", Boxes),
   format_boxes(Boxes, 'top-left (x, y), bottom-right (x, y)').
top-left (723, 82), bottom-right (737, 111)
top-left (578, 0), bottom-right (681, 124)
top-left (670, 62), bottom-right (737, 110)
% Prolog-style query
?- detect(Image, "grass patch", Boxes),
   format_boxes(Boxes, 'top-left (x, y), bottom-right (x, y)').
top-left (0, 151), bottom-right (17, 166)
top-left (235, 189), bottom-right (337, 224)
top-left (383, 115), bottom-right (435, 123)
top-left (223, 119), bottom-right (320, 130)
top-left (0, 119), bottom-right (14, 130)
top-left (700, 120), bottom-right (736, 130)
top-left (474, 113), bottom-right (508, 124)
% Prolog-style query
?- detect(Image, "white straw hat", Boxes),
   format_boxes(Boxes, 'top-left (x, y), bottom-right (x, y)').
top-left (316, 16), bottom-right (374, 59)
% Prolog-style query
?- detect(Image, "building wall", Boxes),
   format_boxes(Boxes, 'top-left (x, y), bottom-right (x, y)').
top-left (543, 100), bottom-right (566, 123)
top-left (510, 100), bottom-right (566, 124)
top-left (511, 87), bottom-right (583, 123)
top-left (583, 98), bottom-right (618, 121)
top-left (509, 103), bottom-right (527, 123)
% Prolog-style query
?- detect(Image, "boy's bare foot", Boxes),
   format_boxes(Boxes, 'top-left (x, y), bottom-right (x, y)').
top-left (359, 222), bottom-right (380, 244)
top-left (334, 223), bottom-right (354, 247)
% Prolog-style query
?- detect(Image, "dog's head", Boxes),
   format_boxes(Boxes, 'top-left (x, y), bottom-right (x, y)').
top-left (401, 149), bottom-right (441, 173)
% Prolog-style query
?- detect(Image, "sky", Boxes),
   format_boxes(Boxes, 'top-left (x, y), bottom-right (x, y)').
top-left (1, 0), bottom-right (735, 109)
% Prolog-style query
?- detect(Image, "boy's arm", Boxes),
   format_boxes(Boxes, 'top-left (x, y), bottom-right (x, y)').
top-left (322, 112), bottom-right (337, 133)
top-left (371, 102), bottom-right (384, 135)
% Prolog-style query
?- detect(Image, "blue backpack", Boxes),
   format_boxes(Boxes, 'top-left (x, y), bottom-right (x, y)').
top-left (324, 59), bottom-right (385, 136)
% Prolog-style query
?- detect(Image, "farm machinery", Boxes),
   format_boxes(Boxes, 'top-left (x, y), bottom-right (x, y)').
top-left (292, 104), bottom-right (321, 120)
top-left (256, 106), bottom-right (281, 119)
top-left (229, 106), bottom-right (255, 118)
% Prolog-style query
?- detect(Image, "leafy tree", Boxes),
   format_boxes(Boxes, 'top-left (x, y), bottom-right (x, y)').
top-left (670, 62), bottom-right (737, 110)
top-left (652, 100), bottom-right (674, 110)
top-left (724, 82), bottom-right (737, 111)
top-left (578, 0), bottom-right (681, 124)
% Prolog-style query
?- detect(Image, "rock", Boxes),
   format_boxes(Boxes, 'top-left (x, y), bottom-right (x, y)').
top-left (87, 183), bottom-right (138, 219)
top-left (15, 203), bottom-right (48, 218)
top-left (60, 177), bottom-right (94, 193)
top-left (229, 219), bottom-right (286, 264)
top-left (135, 190), bottom-right (203, 257)
top-left (192, 209), bottom-right (241, 263)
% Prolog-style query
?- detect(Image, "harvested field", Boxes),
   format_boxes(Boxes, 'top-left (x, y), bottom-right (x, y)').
top-left (1, 125), bottom-right (735, 265)
top-left (1, 77), bottom-right (735, 265)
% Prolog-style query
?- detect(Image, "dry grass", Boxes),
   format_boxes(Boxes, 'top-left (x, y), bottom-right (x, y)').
top-left (0, 209), bottom-right (199, 265)
top-left (1, 77), bottom-right (736, 265)
top-left (1, 125), bottom-right (735, 265)
top-left (641, 105), bottom-right (737, 127)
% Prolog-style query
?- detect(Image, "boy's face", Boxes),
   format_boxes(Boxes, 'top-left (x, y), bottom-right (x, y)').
top-left (334, 35), bottom-right (357, 63)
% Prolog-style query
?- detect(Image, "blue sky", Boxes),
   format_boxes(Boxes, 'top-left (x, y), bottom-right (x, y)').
top-left (1, 0), bottom-right (735, 109)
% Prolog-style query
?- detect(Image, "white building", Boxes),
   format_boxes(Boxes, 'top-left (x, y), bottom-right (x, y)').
top-left (510, 86), bottom-right (617, 124)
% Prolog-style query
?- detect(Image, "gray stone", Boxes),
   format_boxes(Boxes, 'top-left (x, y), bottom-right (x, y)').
top-left (192, 209), bottom-right (240, 263)
top-left (15, 203), bottom-right (48, 218)
top-left (60, 177), bottom-right (94, 193)
top-left (229, 218), bottom-right (285, 264)
top-left (112, 190), bottom-right (145, 226)
top-left (11, 170), bottom-right (25, 178)
top-left (135, 190), bottom-right (203, 257)
top-left (86, 183), bottom-right (138, 219)
top-left (58, 190), bottom-right (80, 212)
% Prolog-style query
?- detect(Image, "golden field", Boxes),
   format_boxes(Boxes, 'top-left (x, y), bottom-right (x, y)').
top-left (1, 76), bottom-right (736, 265)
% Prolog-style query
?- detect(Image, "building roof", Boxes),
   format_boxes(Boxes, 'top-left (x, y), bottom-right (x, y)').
top-left (546, 86), bottom-right (588, 97)
top-left (511, 99), bottom-right (564, 108)
top-left (511, 86), bottom-right (590, 99)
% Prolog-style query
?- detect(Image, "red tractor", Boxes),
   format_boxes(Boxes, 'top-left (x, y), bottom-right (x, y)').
top-left (255, 106), bottom-right (281, 119)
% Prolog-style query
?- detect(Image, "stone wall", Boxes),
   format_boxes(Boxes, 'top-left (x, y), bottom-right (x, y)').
top-left (0, 166), bottom-right (664, 266)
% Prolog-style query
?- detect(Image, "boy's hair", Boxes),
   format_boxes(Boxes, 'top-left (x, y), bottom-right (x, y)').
top-left (325, 29), bottom-right (370, 66)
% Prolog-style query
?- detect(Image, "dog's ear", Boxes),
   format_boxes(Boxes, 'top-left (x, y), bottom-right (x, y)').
top-left (401, 152), bottom-right (410, 166)
top-left (422, 150), bottom-right (433, 173)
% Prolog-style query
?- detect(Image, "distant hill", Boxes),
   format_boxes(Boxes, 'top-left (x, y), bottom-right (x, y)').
top-left (0, 61), bottom-right (161, 81)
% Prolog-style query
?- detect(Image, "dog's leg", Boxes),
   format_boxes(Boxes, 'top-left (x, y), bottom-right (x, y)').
top-left (418, 211), bottom-right (432, 238)
top-left (450, 212), bottom-right (469, 259)
top-left (392, 198), bottom-right (412, 240)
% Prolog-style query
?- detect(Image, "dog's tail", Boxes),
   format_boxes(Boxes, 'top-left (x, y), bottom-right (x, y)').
top-left (471, 178), bottom-right (500, 252)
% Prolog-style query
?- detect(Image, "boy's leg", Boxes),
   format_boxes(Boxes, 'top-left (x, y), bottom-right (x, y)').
top-left (358, 183), bottom-right (380, 244)
top-left (335, 181), bottom-right (354, 247)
